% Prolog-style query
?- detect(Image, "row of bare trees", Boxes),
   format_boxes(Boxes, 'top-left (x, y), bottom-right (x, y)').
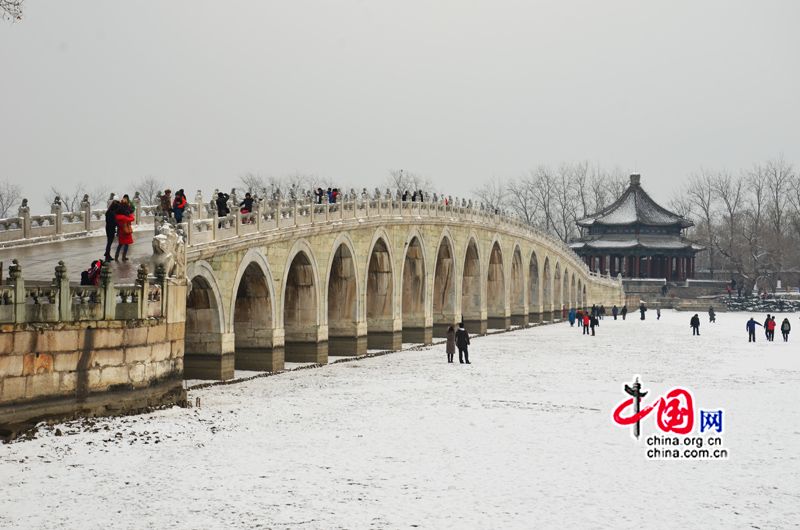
top-left (670, 157), bottom-right (800, 290)
top-left (473, 162), bottom-right (629, 242)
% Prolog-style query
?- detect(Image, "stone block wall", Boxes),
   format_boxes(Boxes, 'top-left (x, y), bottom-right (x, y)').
top-left (0, 318), bottom-right (186, 433)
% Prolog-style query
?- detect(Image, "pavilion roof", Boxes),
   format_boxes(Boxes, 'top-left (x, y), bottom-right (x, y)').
top-left (576, 174), bottom-right (693, 228)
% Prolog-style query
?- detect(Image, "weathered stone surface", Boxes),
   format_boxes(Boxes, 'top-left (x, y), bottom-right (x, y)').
top-left (0, 376), bottom-right (26, 403)
top-left (91, 328), bottom-right (125, 350)
top-left (53, 351), bottom-right (80, 372)
top-left (24, 373), bottom-right (60, 399)
top-left (123, 326), bottom-right (149, 347)
top-left (91, 348), bottom-right (125, 368)
top-left (100, 366), bottom-right (130, 386)
top-left (125, 345), bottom-right (152, 363)
top-left (0, 333), bottom-right (12, 354)
top-left (0, 354), bottom-right (23, 378)
top-left (22, 352), bottom-right (54, 376)
top-left (147, 324), bottom-right (167, 344)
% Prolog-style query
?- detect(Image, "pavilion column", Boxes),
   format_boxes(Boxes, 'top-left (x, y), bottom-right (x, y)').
top-left (633, 256), bottom-right (640, 277)
top-left (646, 256), bottom-right (652, 278)
top-left (690, 256), bottom-right (695, 278)
top-left (666, 257), bottom-right (672, 281)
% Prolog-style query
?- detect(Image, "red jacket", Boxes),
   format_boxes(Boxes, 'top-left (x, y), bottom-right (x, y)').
top-left (115, 213), bottom-right (135, 245)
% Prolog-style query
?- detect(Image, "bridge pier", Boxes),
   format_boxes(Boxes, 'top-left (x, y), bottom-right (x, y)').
top-left (402, 326), bottom-right (433, 345)
top-left (529, 311), bottom-right (542, 324)
top-left (367, 328), bottom-right (403, 351)
top-left (487, 316), bottom-right (511, 330)
top-left (463, 319), bottom-right (488, 335)
top-left (184, 332), bottom-right (236, 380)
top-left (511, 313), bottom-right (529, 327)
top-left (235, 346), bottom-right (284, 372)
top-left (433, 315), bottom-right (459, 338)
top-left (285, 341), bottom-right (328, 364)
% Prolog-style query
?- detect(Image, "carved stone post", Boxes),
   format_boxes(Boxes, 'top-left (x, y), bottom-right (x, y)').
top-left (194, 190), bottom-right (205, 219)
top-left (81, 194), bottom-right (92, 232)
top-left (18, 199), bottom-right (31, 239)
top-left (136, 264), bottom-right (148, 319)
top-left (155, 264), bottom-right (167, 317)
top-left (54, 260), bottom-right (72, 321)
top-left (100, 265), bottom-right (115, 320)
top-left (51, 196), bottom-right (63, 235)
top-left (9, 259), bottom-right (25, 323)
top-left (183, 207), bottom-right (193, 246)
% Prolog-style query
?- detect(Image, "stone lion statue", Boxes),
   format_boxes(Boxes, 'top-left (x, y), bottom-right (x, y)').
top-left (151, 222), bottom-right (186, 278)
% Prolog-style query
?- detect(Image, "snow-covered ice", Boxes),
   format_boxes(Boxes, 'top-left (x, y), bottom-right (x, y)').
top-left (1, 310), bottom-right (798, 529)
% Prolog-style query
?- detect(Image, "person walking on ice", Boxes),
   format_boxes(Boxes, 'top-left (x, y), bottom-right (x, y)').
top-left (639, 302), bottom-right (647, 320)
top-left (621, 305), bottom-right (628, 320)
top-left (455, 323), bottom-right (470, 364)
top-left (746, 317), bottom-right (762, 343)
top-left (708, 306), bottom-right (716, 323)
top-left (690, 314), bottom-right (701, 336)
top-left (445, 325), bottom-right (455, 363)
top-left (780, 318), bottom-right (791, 342)
top-left (582, 313), bottom-right (591, 335)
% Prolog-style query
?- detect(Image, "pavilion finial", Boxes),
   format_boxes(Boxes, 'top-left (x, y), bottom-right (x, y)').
top-left (630, 174), bottom-right (641, 186)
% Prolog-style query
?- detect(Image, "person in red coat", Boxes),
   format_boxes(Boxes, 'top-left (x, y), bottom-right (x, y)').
top-left (114, 204), bottom-right (136, 262)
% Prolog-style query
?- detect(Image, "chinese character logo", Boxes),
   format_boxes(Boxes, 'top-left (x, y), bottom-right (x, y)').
top-left (613, 377), bottom-right (695, 438)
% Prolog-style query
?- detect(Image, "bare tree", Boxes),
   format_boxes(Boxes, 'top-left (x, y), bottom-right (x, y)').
top-left (473, 178), bottom-right (508, 213)
top-left (1, 0), bottom-right (23, 21)
top-left (685, 170), bottom-right (717, 275)
top-left (504, 175), bottom-right (537, 224)
top-left (133, 176), bottom-right (166, 205)
top-left (0, 179), bottom-right (22, 217)
top-left (712, 171), bottom-right (745, 277)
top-left (47, 183), bottom-right (110, 212)
top-left (386, 169), bottom-right (432, 196)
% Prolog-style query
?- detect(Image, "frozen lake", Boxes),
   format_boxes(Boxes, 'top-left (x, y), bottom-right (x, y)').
top-left (1, 310), bottom-right (798, 529)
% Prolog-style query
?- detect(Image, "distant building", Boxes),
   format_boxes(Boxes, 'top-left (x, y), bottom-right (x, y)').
top-left (570, 174), bottom-right (703, 280)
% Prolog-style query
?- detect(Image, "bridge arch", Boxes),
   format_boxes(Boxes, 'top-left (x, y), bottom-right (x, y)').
top-left (432, 230), bottom-right (457, 337)
top-left (365, 230), bottom-right (399, 350)
top-left (184, 260), bottom-right (230, 379)
top-left (282, 239), bottom-right (325, 362)
top-left (554, 262), bottom-right (562, 318)
top-left (401, 231), bottom-right (430, 343)
top-left (529, 250), bottom-right (540, 322)
top-left (510, 244), bottom-right (525, 325)
top-left (326, 234), bottom-right (362, 355)
top-left (229, 249), bottom-right (278, 371)
top-left (542, 257), bottom-right (552, 320)
top-left (461, 236), bottom-right (483, 332)
top-left (487, 238), bottom-right (507, 329)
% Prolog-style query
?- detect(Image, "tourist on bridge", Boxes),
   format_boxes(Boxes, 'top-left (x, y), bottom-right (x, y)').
top-left (216, 191), bottom-right (230, 227)
top-left (582, 313), bottom-right (590, 335)
top-left (639, 302), bottom-right (647, 320)
top-left (589, 313), bottom-right (599, 336)
top-left (708, 306), bottom-right (716, 323)
top-left (315, 187), bottom-right (324, 204)
top-left (746, 317), bottom-right (762, 343)
top-left (568, 308), bottom-right (576, 327)
top-left (240, 192), bottom-right (255, 223)
top-left (621, 305), bottom-right (628, 320)
top-left (445, 325), bottom-right (456, 363)
top-left (103, 199), bottom-right (120, 262)
top-left (172, 189), bottom-right (187, 223)
top-left (114, 202), bottom-right (135, 262)
top-left (612, 305), bottom-right (619, 320)
top-left (160, 189), bottom-right (173, 220)
top-left (690, 314), bottom-right (700, 336)
top-left (455, 323), bottom-right (470, 364)
top-left (780, 318), bottom-right (791, 342)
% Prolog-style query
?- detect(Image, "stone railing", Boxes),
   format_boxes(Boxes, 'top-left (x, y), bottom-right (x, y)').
top-left (0, 259), bottom-right (168, 324)
top-left (180, 196), bottom-right (622, 288)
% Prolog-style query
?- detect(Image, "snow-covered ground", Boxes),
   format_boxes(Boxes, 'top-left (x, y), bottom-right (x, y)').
top-left (1, 310), bottom-right (798, 529)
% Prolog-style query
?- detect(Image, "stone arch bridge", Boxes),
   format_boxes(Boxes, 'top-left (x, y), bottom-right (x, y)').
top-left (180, 199), bottom-right (623, 379)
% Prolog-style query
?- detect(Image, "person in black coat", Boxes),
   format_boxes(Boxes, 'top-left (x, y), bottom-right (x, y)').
top-left (690, 314), bottom-right (701, 335)
top-left (455, 323), bottom-right (470, 364)
top-left (103, 200), bottom-right (120, 261)
top-left (216, 192), bottom-right (230, 228)
top-left (590, 314), bottom-right (599, 336)
top-left (621, 305), bottom-right (628, 320)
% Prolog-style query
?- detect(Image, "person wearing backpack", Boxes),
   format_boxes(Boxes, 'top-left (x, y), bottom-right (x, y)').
top-left (780, 318), bottom-right (791, 342)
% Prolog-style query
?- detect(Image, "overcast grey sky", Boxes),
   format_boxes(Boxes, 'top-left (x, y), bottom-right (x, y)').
top-left (1, 0), bottom-right (798, 210)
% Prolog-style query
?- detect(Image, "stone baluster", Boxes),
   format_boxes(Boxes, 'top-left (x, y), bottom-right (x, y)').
top-left (54, 260), bottom-right (71, 321)
top-left (293, 200), bottom-right (299, 227)
top-left (100, 265), bottom-right (115, 320)
top-left (9, 259), bottom-right (25, 323)
top-left (51, 196), bottom-right (64, 235)
top-left (18, 199), bottom-right (31, 239)
top-left (194, 190), bottom-right (205, 219)
top-left (135, 264), bottom-right (148, 319)
top-left (133, 192), bottom-right (142, 225)
top-left (81, 194), bottom-right (92, 232)
top-left (234, 208), bottom-right (241, 236)
top-left (256, 198), bottom-right (263, 231)
top-left (155, 264), bottom-right (167, 316)
top-left (184, 207), bottom-right (194, 245)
